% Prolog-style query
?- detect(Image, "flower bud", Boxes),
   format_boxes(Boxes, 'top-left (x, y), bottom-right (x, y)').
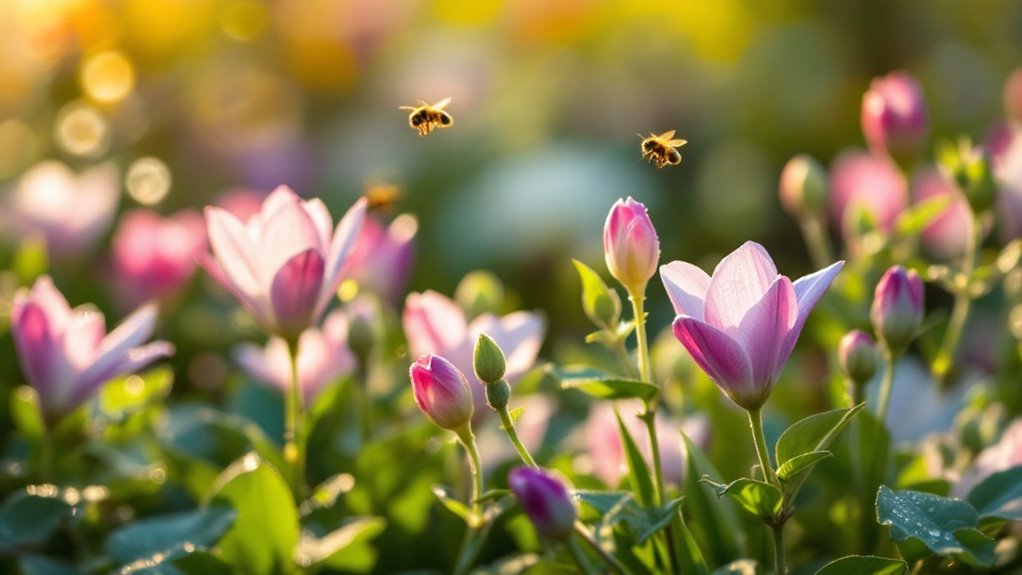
top-left (508, 466), bottom-right (576, 541)
top-left (861, 71), bottom-right (928, 165)
top-left (485, 379), bottom-right (510, 412)
top-left (473, 333), bottom-right (507, 385)
top-left (455, 270), bottom-right (505, 320)
top-left (779, 154), bottom-right (828, 219)
top-left (870, 266), bottom-right (924, 353)
top-left (604, 197), bottom-right (660, 292)
top-left (838, 330), bottom-right (879, 386)
top-left (409, 354), bottom-right (474, 431)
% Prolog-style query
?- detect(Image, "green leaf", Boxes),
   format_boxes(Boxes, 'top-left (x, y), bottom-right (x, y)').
top-left (895, 195), bottom-right (952, 237)
top-left (965, 465), bottom-right (1022, 522)
top-left (777, 451), bottom-right (833, 483)
top-left (617, 497), bottom-right (685, 544)
top-left (0, 488), bottom-right (73, 553)
top-left (712, 560), bottom-right (762, 574)
top-left (875, 485), bottom-right (995, 566)
top-left (681, 432), bottom-right (745, 566)
top-left (775, 404), bottom-right (864, 467)
top-left (299, 473), bottom-right (356, 517)
top-left (13, 234), bottom-right (48, 284)
top-left (104, 506), bottom-right (237, 564)
top-left (208, 453), bottom-right (300, 575)
top-left (432, 484), bottom-right (473, 523)
top-left (99, 367), bottom-right (174, 421)
top-left (10, 386), bottom-right (45, 439)
top-left (575, 490), bottom-right (633, 517)
top-left (814, 555), bottom-right (907, 575)
top-left (615, 410), bottom-right (655, 507)
top-left (705, 478), bottom-right (782, 521)
top-left (294, 516), bottom-right (386, 572)
top-left (172, 552), bottom-right (234, 575)
top-left (475, 489), bottom-right (511, 504)
top-left (507, 407), bottom-right (524, 427)
top-left (17, 555), bottom-right (81, 575)
top-left (560, 366), bottom-right (658, 401)
top-left (572, 259), bottom-right (621, 330)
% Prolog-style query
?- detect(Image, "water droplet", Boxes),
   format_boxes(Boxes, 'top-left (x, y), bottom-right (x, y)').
top-left (928, 529), bottom-right (940, 537)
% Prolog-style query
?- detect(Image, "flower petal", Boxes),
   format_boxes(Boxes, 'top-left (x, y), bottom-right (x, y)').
top-left (81, 303), bottom-right (159, 386)
top-left (402, 291), bottom-right (467, 356)
top-left (71, 341), bottom-right (174, 408)
top-left (734, 277), bottom-right (797, 389)
top-left (704, 241), bottom-right (780, 332)
top-left (233, 342), bottom-right (284, 392)
top-left (204, 207), bottom-right (262, 296)
top-left (316, 198), bottom-right (367, 318)
top-left (780, 260), bottom-right (844, 361)
top-left (258, 192), bottom-right (323, 282)
top-left (269, 248), bottom-right (326, 337)
top-left (660, 261), bottom-right (711, 319)
top-left (11, 300), bottom-right (68, 404)
top-left (672, 316), bottom-right (757, 408)
top-left (303, 198), bottom-right (334, 250)
top-left (198, 253), bottom-right (273, 327)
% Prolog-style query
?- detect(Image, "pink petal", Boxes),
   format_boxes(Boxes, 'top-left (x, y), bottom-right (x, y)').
top-left (672, 317), bottom-right (756, 407)
top-left (260, 186), bottom-right (301, 221)
top-left (204, 207), bottom-right (262, 297)
top-left (660, 261), bottom-right (711, 319)
top-left (82, 303), bottom-right (159, 386)
top-left (72, 341), bottom-right (174, 408)
top-left (316, 198), bottom-right (367, 318)
top-left (198, 253), bottom-right (273, 327)
top-left (27, 277), bottom-right (73, 332)
top-left (303, 198), bottom-right (334, 250)
top-left (61, 309), bottom-right (106, 370)
top-left (233, 342), bottom-right (284, 392)
top-left (269, 248), bottom-right (326, 337)
top-left (734, 277), bottom-right (797, 388)
top-left (11, 300), bottom-right (64, 400)
top-left (704, 242), bottom-right (780, 332)
top-left (258, 192), bottom-right (323, 282)
top-left (469, 311), bottom-right (545, 382)
top-left (402, 291), bottom-right (468, 357)
top-left (780, 260), bottom-right (844, 362)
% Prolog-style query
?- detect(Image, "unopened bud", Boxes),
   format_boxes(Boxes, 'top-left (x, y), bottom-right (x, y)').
top-left (485, 379), bottom-right (510, 412)
top-left (838, 330), bottom-right (879, 385)
top-left (508, 466), bottom-right (577, 541)
top-left (409, 354), bottom-right (474, 431)
top-left (871, 266), bottom-right (925, 353)
top-left (779, 154), bottom-right (828, 219)
top-left (473, 333), bottom-right (507, 385)
top-left (604, 197), bottom-right (660, 293)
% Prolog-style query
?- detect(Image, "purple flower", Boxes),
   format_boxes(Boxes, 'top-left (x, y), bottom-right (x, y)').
top-left (344, 214), bottom-right (417, 303)
top-left (508, 466), bottom-right (576, 541)
top-left (604, 197), bottom-right (660, 291)
top-left (870, 266), bottom-right (924, 352)
top-left (409, 354), bottom-right (474, 432)
top-left (661, 242), bottom-right (843, 410)
top-left (861, 71), bottom-right (928, 162)
top-left (11, 276), bottom-right (173, 419)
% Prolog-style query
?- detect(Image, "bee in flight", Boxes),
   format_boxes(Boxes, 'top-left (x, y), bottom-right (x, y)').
top-left (362, 182), bottom-right (403, 213)
top-left (638, 130), bottom-right (688, 169)
top-left (400, 97), bottom-right (453, 136)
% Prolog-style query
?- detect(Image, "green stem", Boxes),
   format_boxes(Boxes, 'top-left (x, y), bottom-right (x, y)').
top-left (628, 290), bottom-right (652, 384)
top-left (876, 349), bottom-right (897, 424)
top-left (799, 215), bottom-right (835, 271)
top-left (612, 339), bottom-right (639, 379)
top-left (932, 214), bottom-right (980, 384)
top-left (567, 535), bottom-right (598, 575)
top-left (357, 363), bottom-right (374, 443)
top-left (456, 427), bottom-right (484, 522)
top-left (748, 408), bottom-right (779, 487)
top-left (284, 338), bottom-right (306, 494)
top-left (573, 523), bottom-right (633, 575)
top-left (771, 522), bottom-right (787, 575)
top-left (497, 407), bottom-right (538, 468)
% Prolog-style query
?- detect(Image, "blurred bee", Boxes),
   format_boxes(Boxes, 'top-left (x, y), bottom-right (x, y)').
top-left (639, 130), bottom-right (688, 169)
top-left (363, 182), bottom-right (403, 213)
top-left (400, 97), bottom-right (453, 136)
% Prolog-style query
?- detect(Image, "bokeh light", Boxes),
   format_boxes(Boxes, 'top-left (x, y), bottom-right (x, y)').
top-left (54, 101), bottom-right (110, 158)
top-left (80, 51), bottom-right (136, 104)
top-left (125, 157), bottom-right (171, 205)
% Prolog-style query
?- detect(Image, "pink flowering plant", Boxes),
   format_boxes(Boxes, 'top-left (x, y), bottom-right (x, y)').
top-left (4, 12), bottom-right (1022, 575)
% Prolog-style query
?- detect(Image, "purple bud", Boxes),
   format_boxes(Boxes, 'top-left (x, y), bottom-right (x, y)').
top-left (870, 266), bottom-right (924, 352)
top-left (508, 466), bottom-right (576, 541)
top-left (838, 330), bottom-right (879, 385)
top-left (861, 71), bottom-right (928, 164)
top-left (604, 197), bottom-right (660, 292)
top-left (409, 354), bottom-right (474, 431)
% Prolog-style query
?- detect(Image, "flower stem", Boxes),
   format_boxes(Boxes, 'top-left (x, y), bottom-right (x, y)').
top-left (628, 290), bottom-right (652, 384)
top-left (799, 215), bottom-right (835, 271)
top-left (771, 522), bottom-right (787, 575)
top-left (456, 427), bottom-right (484, 522)
top-left (567, 535), bottom-right (598, 575)
top-left (747, 407), bottom-right (778, 487)
top-left (933, 213), bottom-right (980, 384)
top-left (497, 406), bottom-right (538, 468)
top-left (284, 337), bottom-right (306, 494)
top-left (574, 523), bottom-right (634, 575)
top-left (612, 339), bottom-right (640, 379)
top-left (876, 349), bottom-right (897, 424)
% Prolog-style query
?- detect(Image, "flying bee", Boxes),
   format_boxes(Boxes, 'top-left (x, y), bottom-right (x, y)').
top-left (638, 130), bottom-right (688, 169)
top-left (362, 182), bottom-right (403, 213)
top-left (399, 97), bottom-right (453, 136)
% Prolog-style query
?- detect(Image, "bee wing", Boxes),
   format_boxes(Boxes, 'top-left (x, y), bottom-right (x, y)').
top-left (668, 139), bottom-right (688, 147)
top-left (657, 130), bottom-right (676, 140)
top-left (432, 97), bottom-right (452, 110)
top-left (399, 105), bottom-right (417, 111)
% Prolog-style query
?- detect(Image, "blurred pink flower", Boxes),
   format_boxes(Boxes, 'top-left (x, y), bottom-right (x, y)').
top-left (861, 71), bottom-right (928, 162)
top-left (215, 188), bottom-right (269, 223)
top-left (345, 214), bottom-right (418, 302)
top-left (111, 209), bottom-right (207, 308)
top-left (992, 126), bottom-right (1022, 240)
top-left (585, 401), bottom-right (709, 487)
top-left (402, 290), bottom-right (545, 414)
top-left (202, 185), bottom-right (366, 339)
top-left (233, 308), bottom-right (357, 405)
top-left (911, 167), bottom-right (972, 259)
top-left (1004, 67), bottom-right (1022, 124)
top-left (7, 161), bottom-right (120, 259)
top-left (10, 276), bottom-right (173, 419)
top-left (955, 417), bottom-right (1022, 497)
top-left (662, 242), bottom-right (843, 410)
top-left (829, 151), bottom-right (908, 235)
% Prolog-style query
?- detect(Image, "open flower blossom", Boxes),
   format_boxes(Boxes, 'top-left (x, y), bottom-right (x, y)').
top-left (403, 290), bottom-right (544, 414)
top-left (409, 354), bottom-right (474, 432)
top-left (233, 308), bottom-right (357, 405)
top-left (10, 276), bottom-right (173, 419)
top-left (344, 213), bottom-right (418, 302)
top-left (111, 209), bottom-right (207, 308)
top-left (604, 197), bottom-right (659, 291)
top-left (202, 186), bottom-right (366, 339)
top-left (661, 242), bottom-right (843, 410)
top-left (6, 161), bottom-right (120, 259)
top-left (861, 71), bottom-right (928, 161)
top-left (829, 151), bottom-right (908, 235)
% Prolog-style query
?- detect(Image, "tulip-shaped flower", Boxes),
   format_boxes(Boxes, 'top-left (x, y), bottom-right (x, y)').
top-left (508, 466), bottom-right (577, 541)
top-left (202, 186), bottom-right (366, 340)
top-left (661, 242), bottom-right (843, 410)
top-left (11, 276), bottom-right (173, 420)
top-left (604, 197), bottom-right (659, 293)
top-left (233, 309), bottom-right (357, 406)
top-left (861, 71), bottom-right (928, 163)
top-left (344, 214), bottom-right (418, 303)
top-left (409, 354), bottom-right (475, 433)
top-left (111, 209), bottom-right (207, 308)
top-left (838, 330), bottom-right (879, 388)
top-left (870, 265), bottom-right (924, 354)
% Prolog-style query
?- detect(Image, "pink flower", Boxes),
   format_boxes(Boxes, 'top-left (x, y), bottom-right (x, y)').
top-left (955, 417), bottom-right (1022, 497)
top-left (829, 151), bottom-right (908, 235)
top-left (861, 71), bottom-right (928, 162)
top-left (992, 126), bottom-right (1022, 240)
top-left (111, 209), bottom-right (207, 308)
top-left (911, 168), bottom-right (972, 259)
top-left (7, 161), bottom-right (119, 259)
top-left (215, 188), bottom-right (269, 222)
top-left (402, 290), bottom-right (545, 415)
top-left (661, 242), bottom-right (843, 410)
top-left (604, 197), bottom-right (660, 291)
top-left (10, 276), bottom-right (173, 419)
top-left (202, 186), bottom-right (366, 339)
top-left (409, 354), bottom-right (475, 431)
top-left (344, 214), bottom-right (417, 302)
top-left (233, 309), bottom-right (357, 405)
top-left (870, 265), bottom-right (924, 353)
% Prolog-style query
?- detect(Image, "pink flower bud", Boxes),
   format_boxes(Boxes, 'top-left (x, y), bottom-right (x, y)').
top-left (111, 209), bottom-right (207, 309)
top-left (829, 151), bottom-right (908, 236)
top-left (409, 354), bottom-right (474, 431)
top-left (779, 154), bottom-right (828, 218)
top-left (508, 466), bottom-right (576, 541)
top-left (861, 71), bottom-right (928, 163)
top-left (870, 266), bottom-right (924, 352)
top-left (603, 197), bottom-right (659, 292)
top-left (838, 330), bottom-right (879, 386)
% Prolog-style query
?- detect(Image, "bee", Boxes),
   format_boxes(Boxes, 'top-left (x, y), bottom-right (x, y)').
top-left (363, 182), bottom-right (403, 213)
top-left (638, 130), bottom-right (688, 169)
top-left (399, 97), bottom-right (454, 136)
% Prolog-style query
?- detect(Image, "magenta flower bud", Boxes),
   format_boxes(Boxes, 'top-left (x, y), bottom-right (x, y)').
top-left (779, 154), bottom-right (828, 219)
top-left (861, 71), bottom-right (928, 163)
top-left (604, 197), bottom-right (660, 292)
top-left (1004, 67), bottom-right (1022, 124)
top-left (111, 209), bottom-right (207, 309)
top-left (870, 266), bottom-right (924, 353)
top-left (409, 354), bottom-right (474, 432)
top-left (838, 330), bottom-right (879, 386)
top-left (508, 466), bottom-right (577, 541)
